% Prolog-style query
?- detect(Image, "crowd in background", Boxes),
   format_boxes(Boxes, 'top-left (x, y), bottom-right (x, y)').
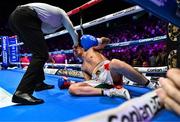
top-left (18, 14), bottom-right (168, 68)
top-left (102, 42), bottom-right (167, 67)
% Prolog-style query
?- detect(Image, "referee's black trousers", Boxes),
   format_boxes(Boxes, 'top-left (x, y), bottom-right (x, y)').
top-left (8, 6), bottom-right (49, 94)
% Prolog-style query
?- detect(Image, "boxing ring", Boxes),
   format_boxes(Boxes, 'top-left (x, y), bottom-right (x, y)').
top-left (0, 0), bottom-right (180, 121)
top-left (0, 69), bottom-right (179, 121)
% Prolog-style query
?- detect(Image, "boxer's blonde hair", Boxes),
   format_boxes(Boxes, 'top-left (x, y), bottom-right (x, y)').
top-left (100, 37), bottom-right (111, 44)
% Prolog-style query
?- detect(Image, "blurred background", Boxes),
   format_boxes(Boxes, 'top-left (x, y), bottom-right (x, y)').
top-left (0, 0), bottom-right (168, 67)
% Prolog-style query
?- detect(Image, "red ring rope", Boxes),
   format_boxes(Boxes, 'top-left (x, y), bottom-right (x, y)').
top-left (67, 0), bottom-right (102, 16)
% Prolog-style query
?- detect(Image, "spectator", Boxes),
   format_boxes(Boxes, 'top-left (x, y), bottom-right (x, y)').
top-left (20, 55), bottom-right (30, 68)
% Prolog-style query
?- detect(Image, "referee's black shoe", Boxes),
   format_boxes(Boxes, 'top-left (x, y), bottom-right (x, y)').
top-left (12, 91), bottom-right (44, 105)
top-left (35, 82), bottom-right (54, 91)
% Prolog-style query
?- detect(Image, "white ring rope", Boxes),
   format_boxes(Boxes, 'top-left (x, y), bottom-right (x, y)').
top-left (12, 62), bottom-right (81, 68)
top-left (8, 42), bottom-right (24, 47)
top-left (45, 5), bottom-right (143, 39)
top-left (10, 62), bottom-right (167, 73)
top-left (9, 35), bottom-right (167, 57)
top-left (106, 35), bottom-right (167, 49)
top-left (134, 66), bottom-right (167, 73)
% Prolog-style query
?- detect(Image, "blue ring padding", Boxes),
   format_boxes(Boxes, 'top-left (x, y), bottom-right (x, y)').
top-left (124, 85), bottom-right (151, 96)
top-left (66, 77), bottom-right (84, 82)
top-left (8, 68), bottom-right (60, 79)
top-left (0, 69), bottom-right (179, 121)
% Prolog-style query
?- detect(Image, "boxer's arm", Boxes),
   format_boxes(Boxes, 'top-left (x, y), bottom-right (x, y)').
top-left (93, 37), bottom-right (110, 51)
